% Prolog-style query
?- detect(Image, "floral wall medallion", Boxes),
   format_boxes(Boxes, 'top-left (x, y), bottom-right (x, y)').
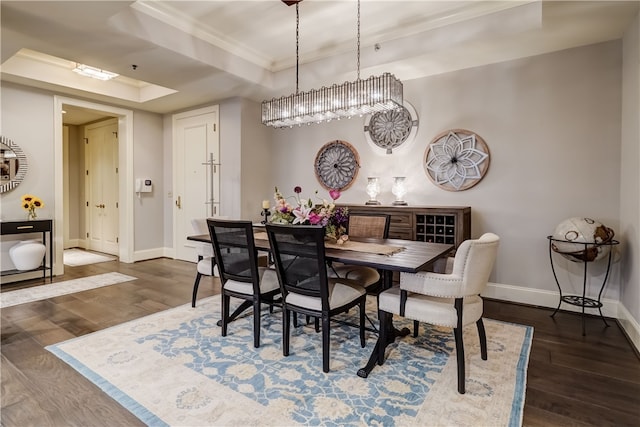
top-left (364, 101), bottom-right (418, 154)
top-left (424, 129), bottom-right (490, 191)
top-left (314, 140), bottom-right (360, 191)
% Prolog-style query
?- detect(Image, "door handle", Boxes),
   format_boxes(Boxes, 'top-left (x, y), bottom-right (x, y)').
top-left (175, 196), bottom-right (181, 209)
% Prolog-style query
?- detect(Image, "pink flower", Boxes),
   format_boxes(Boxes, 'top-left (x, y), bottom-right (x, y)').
top-left (329, 189), bottom-right (341, 201)
top-left (308, 212), bottom-right (323, 225)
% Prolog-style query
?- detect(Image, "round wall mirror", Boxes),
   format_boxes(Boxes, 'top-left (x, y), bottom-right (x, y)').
top-left (0, 136), bottom-right (28, 193)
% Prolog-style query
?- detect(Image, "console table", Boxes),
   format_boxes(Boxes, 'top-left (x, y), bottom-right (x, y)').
top-left (1, 219), bottom-right (53, 282)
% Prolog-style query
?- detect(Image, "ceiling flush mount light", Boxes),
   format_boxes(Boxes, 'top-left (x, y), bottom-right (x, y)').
top-left (261, 0), bottom-right (403, 128)
top-left (73, 63), bottom-right (119, 81)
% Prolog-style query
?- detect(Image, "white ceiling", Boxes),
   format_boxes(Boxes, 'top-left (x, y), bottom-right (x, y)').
top-left (1, 0), bottom-right (638, 125)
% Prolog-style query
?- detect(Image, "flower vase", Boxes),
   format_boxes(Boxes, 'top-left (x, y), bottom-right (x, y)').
top-left (9, 240), bottom-right (46, 271)
top-left (28, 210), bottom-right (37, 221)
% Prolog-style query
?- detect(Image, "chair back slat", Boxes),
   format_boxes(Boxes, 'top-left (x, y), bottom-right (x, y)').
top-left (208, 219), bottom-right (260, 288)
top-left (348, 214), bottom-right (390, 239)
top-left (265, 224), bottom-right (329, 303)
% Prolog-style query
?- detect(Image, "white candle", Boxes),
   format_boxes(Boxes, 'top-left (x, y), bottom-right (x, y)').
top-left (262, 200), bottom-right (270, 209)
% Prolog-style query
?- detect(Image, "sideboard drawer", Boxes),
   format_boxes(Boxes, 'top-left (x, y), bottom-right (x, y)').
top-left (1, 219), bottom-right (52, 234)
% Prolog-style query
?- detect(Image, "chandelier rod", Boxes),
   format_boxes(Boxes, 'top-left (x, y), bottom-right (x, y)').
top-left (296, 2), bottom-right (300, 94)
top-left (356, 0), bottom-right (360, 81)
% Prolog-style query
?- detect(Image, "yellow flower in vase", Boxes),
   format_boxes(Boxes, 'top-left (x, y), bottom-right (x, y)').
top-left (21, 194), bottom-right (45, 220)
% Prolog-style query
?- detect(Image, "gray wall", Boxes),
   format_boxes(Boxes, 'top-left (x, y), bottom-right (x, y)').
top-left (620, 13), bottom-right (640, 337)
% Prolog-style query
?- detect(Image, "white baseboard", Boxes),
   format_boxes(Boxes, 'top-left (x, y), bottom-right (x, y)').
top-left (616, 303), bottom-right (640, 356)
top-left (64, 238), bottom-right (82, 249)
top-left (132, 247), bottom-right (166, 262)
top-left (483, 282), bottom-right (640, 354)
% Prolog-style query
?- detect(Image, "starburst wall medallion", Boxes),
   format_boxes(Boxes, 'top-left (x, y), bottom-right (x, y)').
top-left (424, 129), bottom-right (490, 191)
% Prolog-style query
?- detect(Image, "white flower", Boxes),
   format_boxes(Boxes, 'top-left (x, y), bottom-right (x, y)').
top-left (292, 205), bottom-right (312, 224)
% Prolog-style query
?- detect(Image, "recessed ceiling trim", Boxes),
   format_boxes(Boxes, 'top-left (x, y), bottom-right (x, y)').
top-left (132, 0), bottom-right (274, 71)
top-left (2, 49), bottom-right (177, 104)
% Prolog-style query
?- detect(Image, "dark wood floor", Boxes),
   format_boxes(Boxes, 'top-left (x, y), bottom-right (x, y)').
top-left (1, 258), bottom-right (639, 426)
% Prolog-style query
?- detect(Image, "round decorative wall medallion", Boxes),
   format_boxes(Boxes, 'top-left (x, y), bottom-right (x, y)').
top-left (424, 129), bottom-right (490, 191)
top-left (364, 101), bottom-right (418, 154)
top-left (314, 140), bottom-right (360, 191)
top-left (0, 135), bottom-right (28, 193)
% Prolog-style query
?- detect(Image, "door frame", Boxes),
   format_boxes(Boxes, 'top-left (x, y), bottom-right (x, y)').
top-left (54, 96), bottom-right (134, 274)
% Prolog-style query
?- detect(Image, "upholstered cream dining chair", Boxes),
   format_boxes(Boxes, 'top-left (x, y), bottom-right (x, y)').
top-left (376, 232), bottom-right (500, 394)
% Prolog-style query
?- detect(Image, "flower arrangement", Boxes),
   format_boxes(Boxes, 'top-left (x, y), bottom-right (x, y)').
top-left (21, 194), bottom-right (44, 220)
top-left (271, 186), bottom-right (349, 244)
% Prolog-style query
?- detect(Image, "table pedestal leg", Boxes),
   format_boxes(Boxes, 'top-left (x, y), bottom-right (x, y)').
top-left (357, 270), bottom-right (411, 378)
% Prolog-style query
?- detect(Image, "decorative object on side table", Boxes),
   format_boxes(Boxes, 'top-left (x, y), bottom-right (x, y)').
top-left (260, 200), bottom-right (271, 224)
top-left (9, 239), bottom-right (47, 271)
top-left (21, 194), bottom-right (44, 220)
top-left (424, 129), bottom-right (490, 191)
top-left (391, 177), bottom-right (408, 206)
top-left (365, 177), bottom-right (381, 205)
top-left (270, 186), bottom-right (349, 244)
top-left (547, 217), bottom-right (619, 335)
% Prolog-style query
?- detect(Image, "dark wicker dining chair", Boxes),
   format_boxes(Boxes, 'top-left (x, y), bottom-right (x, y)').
top-left (265, 223), bottom-right (367, 373)
top-left (208, 219), bottom-right (280, 348)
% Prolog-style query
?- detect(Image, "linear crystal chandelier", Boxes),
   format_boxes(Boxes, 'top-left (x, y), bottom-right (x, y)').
top-left (261, 0), bottom-right (403, 128)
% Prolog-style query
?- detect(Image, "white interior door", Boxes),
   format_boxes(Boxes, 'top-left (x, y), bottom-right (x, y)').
top-left (173, 106), bottom-right (219, 262)
top-left (85, 119), bottom-right (119, 255)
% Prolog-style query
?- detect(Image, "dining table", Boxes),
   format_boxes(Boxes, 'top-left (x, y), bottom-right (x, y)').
top-left (187, 229), bottom-right (454, 378)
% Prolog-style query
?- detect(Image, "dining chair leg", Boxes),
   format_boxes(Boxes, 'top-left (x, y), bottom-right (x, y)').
top-left (359, 301), bottom-right (366, 348)
top-left (476, 318), bottom-right (488, 360)
top-left (322, 314), bottom-right (330, 373)
top-left (454, 298), bottom-right (465, 394)
top-left (253, 300), bottom-right (261, 348)
top-left (221, 293), bottom-right (230, 337)
top-left (191, 273), bottom-right (203, 308)
top-left (413, 320), bottom-right (419, 337)
top-left (454, 326), bottom-right (465, 394)
top-left (283, 309), bottom-right (290, 357)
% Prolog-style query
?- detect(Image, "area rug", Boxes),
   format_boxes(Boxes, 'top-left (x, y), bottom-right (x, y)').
top-left (1, 272), bottom-right (136, 308)
top-left (63, 249), bottom-right (117, 266)
top-left (47, 296), bottom-right (532, 427)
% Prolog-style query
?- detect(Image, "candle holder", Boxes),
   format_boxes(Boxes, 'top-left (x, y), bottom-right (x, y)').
top-left (392, 176), bottom-right (408, 206)
top-left (365, 177), bottom-right (381, 205)
top-left (260, 208), bottom-right (271, 224)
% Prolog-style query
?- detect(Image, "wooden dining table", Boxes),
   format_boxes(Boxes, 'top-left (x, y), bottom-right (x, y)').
top-left (187, 231), bottom-right (454, 378)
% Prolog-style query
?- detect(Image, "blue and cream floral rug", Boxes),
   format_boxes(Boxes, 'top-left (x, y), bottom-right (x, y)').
top-left (47, 295), bottom-right (532, 426)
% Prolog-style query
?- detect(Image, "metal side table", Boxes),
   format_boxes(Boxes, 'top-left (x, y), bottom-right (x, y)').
top-left (547, 236), bottom-right (619, 335)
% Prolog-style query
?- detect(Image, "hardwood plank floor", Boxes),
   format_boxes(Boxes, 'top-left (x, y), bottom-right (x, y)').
top-left (2, 258), bottom-right (639, 426)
